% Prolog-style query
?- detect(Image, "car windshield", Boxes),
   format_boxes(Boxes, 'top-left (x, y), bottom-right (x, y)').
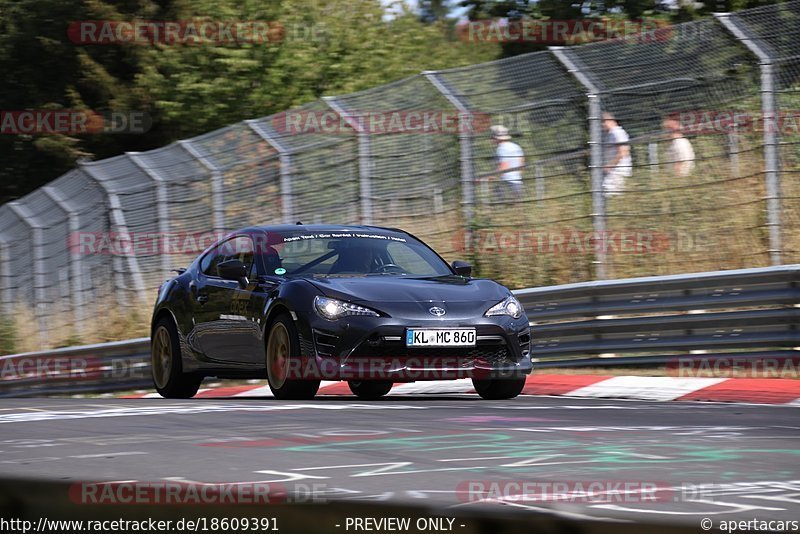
top-left (258, 230), bottom-right (454, 277)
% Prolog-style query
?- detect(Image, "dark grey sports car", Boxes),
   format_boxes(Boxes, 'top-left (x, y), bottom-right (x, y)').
top-left (150, 224), bottom-right (532, 400)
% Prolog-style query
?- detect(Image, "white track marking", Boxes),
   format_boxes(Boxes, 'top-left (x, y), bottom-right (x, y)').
top-left (0, 403), bottom-right (431, 424)
top-left (565, 376), bottom-right (727, 401)
top-left (390, 379), bottom-right (474, 395)
top-left (232, 386), bottom-right (274, 397)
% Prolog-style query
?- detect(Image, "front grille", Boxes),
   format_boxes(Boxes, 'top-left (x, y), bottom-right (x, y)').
top-left (349, 344), bottom-right (513, 366)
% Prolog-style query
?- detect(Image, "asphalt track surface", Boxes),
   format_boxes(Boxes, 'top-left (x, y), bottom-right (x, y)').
top-left (0, 394), bottom-right (798, 526)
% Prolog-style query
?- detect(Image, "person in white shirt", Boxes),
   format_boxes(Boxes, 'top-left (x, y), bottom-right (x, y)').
top-left (601, 112), bottom-right (632, 196)
top-left (490, 125), bottom-right (525, 200)
top-left (663, 117), bottom-right (695, 177)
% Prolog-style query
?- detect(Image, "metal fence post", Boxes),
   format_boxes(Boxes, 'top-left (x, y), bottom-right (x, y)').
top-left (551, 47), bottom-right (608, 280)
top-left (716, 13), bottom-right (782, 265)
top-left (761, 61), bottom-right (782, 265)
top-left (728, 126), bottom-right (740, 179)
top-left (127, 153), bottom-right (172, 277)
top-left (648, 142), bottom-right (659, 180)
top-left (7, 202), bottom-right (47, 346)
top-left (178, 140), bottom-right (226, 235)
top-left (245, 120), bottom-right (295, 224)
top-left (423, 71), bottom-right (477, 253)
top-left (534, 164), bottom-right (545, 200)
top-left (0, 242), bottom-right (10, 317)
top-left (80, 163), bottom-right (148, 306)
top-left (323, 96), bottom-right (373, 224)
top-left (42, 186), bottom-right (86, 337)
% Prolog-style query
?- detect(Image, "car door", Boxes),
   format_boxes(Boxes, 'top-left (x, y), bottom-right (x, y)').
top-left (191, 235), bottom-right (263, 365)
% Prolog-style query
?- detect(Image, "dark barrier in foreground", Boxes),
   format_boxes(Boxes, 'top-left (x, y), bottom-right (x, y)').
top-left (0, 477), bottom-right (705, 534)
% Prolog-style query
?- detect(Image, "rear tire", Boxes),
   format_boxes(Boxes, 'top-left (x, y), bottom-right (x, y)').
top-left (266, 313), bottom-right (320, 400)
top-left (472, 377), bottom-right (526, 400)
top-left (151, 318), bottom-right (202, 399)
top-left (348, 380), bottom-right (393, 400)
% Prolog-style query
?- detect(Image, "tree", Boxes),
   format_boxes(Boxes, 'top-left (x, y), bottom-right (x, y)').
top-left (0, 0), bottom-right (161, 203)
top-left (0, 0), bottom-right (498, 203)
top-left (419, 0), bottom-right (451, 22)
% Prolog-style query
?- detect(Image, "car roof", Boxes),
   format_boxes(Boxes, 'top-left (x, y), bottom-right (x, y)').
top-left (237, 224), bottom-right (408, 235)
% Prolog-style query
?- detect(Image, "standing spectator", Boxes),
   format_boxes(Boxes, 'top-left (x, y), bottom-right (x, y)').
top-left (601, 112), bottom-right (632, 196)
top-left (490, 125), bottom-right (525, 200)
top-left (663, 116), bottom-right (695, 177)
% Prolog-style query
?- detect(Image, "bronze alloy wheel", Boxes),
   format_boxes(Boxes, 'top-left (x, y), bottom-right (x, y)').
top-left (266, 321), bottom-right (290, 390)
top-left (152, 325), bottom-right (172, 390)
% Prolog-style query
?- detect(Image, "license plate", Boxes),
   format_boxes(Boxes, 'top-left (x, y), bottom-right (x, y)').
top-left (405, 328), bottom-right (476, 347)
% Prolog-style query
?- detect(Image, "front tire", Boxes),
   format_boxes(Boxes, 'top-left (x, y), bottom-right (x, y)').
top-left (151, 318), bottom-right (202, 398)
top-left (348, 380), bottom-right (393, 400)
top-left (472, 377), bottom-right (526, 400)
top-left (266, 313), bottom-right (320, 400)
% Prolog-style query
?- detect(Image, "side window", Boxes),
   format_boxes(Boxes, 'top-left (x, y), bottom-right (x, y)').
top-left (226, 236), bottom-right (255, 273)
top-left (201, 245), bottom-right (224, 276)
top-left (201, 236), bottom-right (255, 277)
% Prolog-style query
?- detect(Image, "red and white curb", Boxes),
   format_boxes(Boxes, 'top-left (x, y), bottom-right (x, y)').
top-left (122, 374), bottom-right (800, 405)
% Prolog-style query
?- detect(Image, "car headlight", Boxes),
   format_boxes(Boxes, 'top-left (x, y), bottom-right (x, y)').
top-left (485, 296), bottom-right (523, 319)
top-left (314, 296), bottom-right (380, 320)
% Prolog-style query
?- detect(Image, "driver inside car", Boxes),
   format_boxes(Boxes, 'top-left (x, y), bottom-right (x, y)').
top-left (329, 243), bottom-right (378, 274)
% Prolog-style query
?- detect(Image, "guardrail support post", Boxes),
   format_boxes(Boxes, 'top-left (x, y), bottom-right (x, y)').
top-left (324, 96), bottom-right (373, 224)
top-left (551, 48), bottom-right (607, 279)
top-left (716, 13), bottom-right (782, 265)
top-left (424, 71), bottom-right (477, 255)
top-left (245, 120), bottom-right (295, 224)
top-left (178, 140), bottom-right (226, 235)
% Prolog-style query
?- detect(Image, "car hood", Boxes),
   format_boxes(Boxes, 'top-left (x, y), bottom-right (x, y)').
top-left (305, 275), bottom-right (510, 318)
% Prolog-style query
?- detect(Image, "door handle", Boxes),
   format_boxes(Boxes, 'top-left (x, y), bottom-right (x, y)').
top-left (196, 294), bottom-right (209, 304)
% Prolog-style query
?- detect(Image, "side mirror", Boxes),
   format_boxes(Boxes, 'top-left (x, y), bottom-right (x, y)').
top-left (452, 260), bottom-right (472, 277)
top-left (218, 259), bottom-right (249, 288)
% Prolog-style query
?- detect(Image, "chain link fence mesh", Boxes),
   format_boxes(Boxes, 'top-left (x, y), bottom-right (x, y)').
top-left (331, 75), bottom-right (464, 256)
top-left (1, 1), bottom-right (799, 349)
top-left (566, 17), bottom-right (766, 278)
top-left (261, 100), bottom-right (361, 226)
top-left (436, 51), bottom-right (590, 287)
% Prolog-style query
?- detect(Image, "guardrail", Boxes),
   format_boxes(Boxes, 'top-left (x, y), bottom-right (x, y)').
top-left (518, 264), bottom-right (800, 367)
top-left (1, 265), bottom-right (798, 397)
top-left (0, 338), bottom-right (150, 398)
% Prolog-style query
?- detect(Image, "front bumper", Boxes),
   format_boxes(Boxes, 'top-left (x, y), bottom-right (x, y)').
top-left (300, 313), bottom-right (532, 381)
